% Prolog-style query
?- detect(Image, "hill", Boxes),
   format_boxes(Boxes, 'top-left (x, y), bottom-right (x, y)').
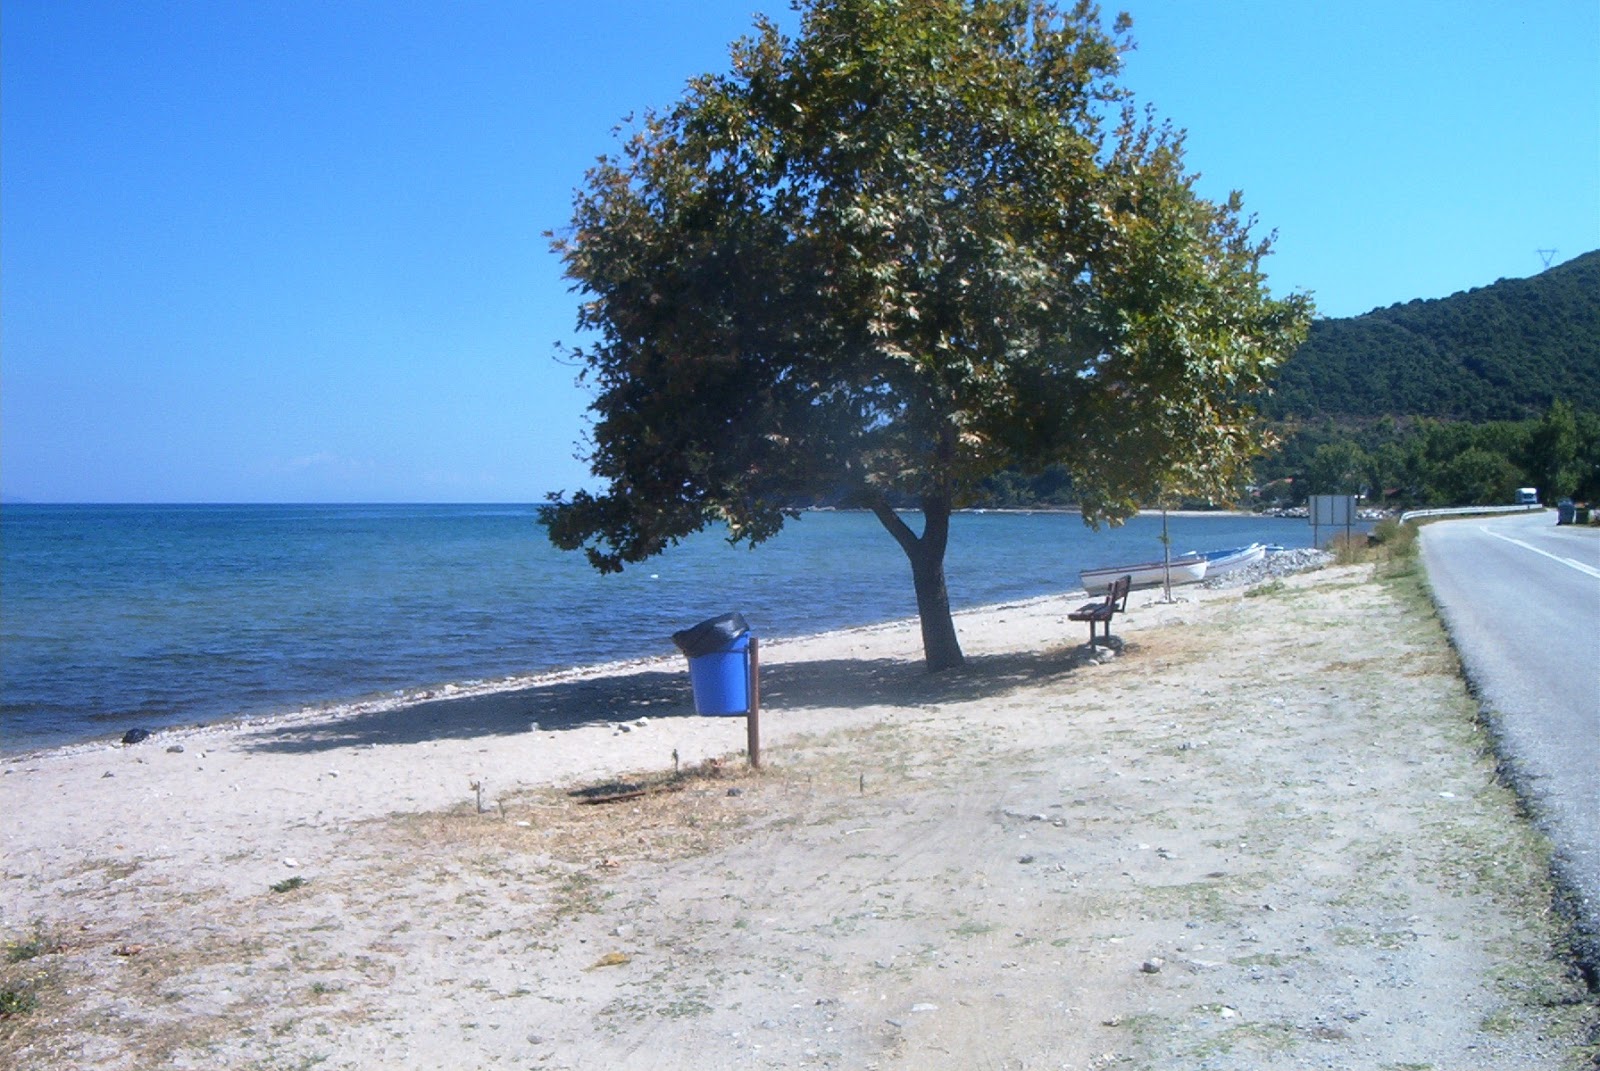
top-left (1265, 250), bottom-right (1600, 421)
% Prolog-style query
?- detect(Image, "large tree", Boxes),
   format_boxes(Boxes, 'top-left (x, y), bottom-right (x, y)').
top-left (541, 0), bottom-right (1311, 671)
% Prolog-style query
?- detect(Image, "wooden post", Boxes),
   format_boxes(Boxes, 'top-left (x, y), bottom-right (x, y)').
top-left (746, 636), bottom-right (761, 769)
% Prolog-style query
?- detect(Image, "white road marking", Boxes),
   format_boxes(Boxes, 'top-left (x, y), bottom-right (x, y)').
top-left (1482, 528), bottom-right (1600, 580)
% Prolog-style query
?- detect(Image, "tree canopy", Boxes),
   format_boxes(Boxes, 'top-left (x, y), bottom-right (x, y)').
top-left (540, 0), bottom-right (1311, 670)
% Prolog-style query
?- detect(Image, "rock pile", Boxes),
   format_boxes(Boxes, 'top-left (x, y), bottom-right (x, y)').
top-left (1203, 547), bottom-right (1334, 589)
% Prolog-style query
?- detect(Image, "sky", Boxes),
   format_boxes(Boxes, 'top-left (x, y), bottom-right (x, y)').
top-left (2, 0), bottom-right (1596, 504)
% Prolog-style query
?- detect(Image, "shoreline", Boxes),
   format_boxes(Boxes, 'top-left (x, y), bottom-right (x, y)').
top-left (1, 592), bottom-right (1070, 766)
top-left (3, 507), bottom-right (1348, 759)
top-left (2, 535), bottom-right (1340, 761)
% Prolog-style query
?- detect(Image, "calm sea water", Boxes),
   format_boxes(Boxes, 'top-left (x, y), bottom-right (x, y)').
top-left (0, 504), bottom-right (1330, 753)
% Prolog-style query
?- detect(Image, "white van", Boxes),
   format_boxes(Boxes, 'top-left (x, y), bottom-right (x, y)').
top-left (1516, 487), bottom-right (1539, 505)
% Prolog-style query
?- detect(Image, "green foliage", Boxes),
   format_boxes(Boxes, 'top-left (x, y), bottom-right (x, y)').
top-left (1266, 250), bottom-right (1600, 421)
top-left (0, 984), bottom-right (38, 1017)
top-left (1527, 399), bottom-right (1586, 501)
top-left (269, 876), bottom-right (307, 894)
top-left (541, 0), bottom-right (1310, 669)
top-left (1303, 440), bottom-right (1367, 495)
top-left (1254, 401), bottom-right (1600, 509)
top-left (1369, 517), bottom-right (1416, 555)
top-left (1434, 447), bottom-right (1523, 506)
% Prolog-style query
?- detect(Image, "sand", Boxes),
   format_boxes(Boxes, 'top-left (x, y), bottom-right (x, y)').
top-left (2, 562), bottom-right (1596, 1069)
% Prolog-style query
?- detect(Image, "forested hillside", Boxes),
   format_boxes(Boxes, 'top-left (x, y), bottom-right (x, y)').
top-left (1265, 250), bottom-right (1600, 420)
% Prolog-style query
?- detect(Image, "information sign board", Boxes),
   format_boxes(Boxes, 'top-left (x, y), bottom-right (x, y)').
top-left (1310, 495), bottom-right (1355, 527)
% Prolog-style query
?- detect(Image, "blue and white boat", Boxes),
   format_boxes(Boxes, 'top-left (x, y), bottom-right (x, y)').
top-left (1192, 542), bottom-right (1270, 577)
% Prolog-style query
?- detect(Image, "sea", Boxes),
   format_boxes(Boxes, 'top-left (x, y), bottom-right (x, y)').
top-left (0, 503), bottom-right (1341, 754)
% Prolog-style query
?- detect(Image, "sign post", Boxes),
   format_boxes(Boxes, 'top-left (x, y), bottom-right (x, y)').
top-left (745, 636), bottom-right (761, 769)
top-left (1309, 494), bottom-right (1356, 549)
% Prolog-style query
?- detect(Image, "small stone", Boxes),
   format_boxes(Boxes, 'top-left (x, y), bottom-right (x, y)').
top-left (613, 923), bottom-right (636, 939)
top-left (166, 744), bottom-right (185, 753)
top-left (283, 858), bottom-right (300, 868)
top-left (1220, 1006), bottom-right (1238, 1018)
top-left (121, 728), bottom-right (151, 745)
top-left (1018, 854), bottom-right (1036, 864)
top-left (1140, 958), bottom-right (1165, 974)
top-left (726, 787), bottom-right (743, 797)
top-left (911, 1003), bottom-right (938, 1013)
top-left (1001, 806), bottom-right (1036, 821)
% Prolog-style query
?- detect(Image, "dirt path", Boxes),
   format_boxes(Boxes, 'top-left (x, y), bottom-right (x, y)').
top-left (3, 563), bottom-right (1596, 1069)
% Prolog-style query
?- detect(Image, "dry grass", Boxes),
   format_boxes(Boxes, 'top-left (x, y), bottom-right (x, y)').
top-left (387, 755), bottom-right (773, 872)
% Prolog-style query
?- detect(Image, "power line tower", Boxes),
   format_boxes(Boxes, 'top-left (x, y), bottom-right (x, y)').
top-left (1537, 248), bottom-right (1558, 269)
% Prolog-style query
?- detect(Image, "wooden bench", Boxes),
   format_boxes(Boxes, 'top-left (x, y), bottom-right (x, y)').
top-left (1068, 574), bottom-right (1131, 644)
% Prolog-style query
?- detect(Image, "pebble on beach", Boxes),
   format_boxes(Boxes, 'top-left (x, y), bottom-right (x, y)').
top-left (1203, 548), bottom-right (1333, 589)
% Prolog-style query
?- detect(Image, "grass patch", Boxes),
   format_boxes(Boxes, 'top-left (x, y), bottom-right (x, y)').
top-left (1329, 531), bottom-right (1372, 565)
top-left (1373, 519), bottom-right (1421, 579)
top-left (0, 984), bottom-right (39, 1018)
top-left (1479, 1008), bottom-right (1523, 1035)
top-left (1317, 518), bottom-right (1420, 577)
top-left (386, 752), bottom-right (773, 875)
top-left (1143, 881), bottom-right (1242, 923)
top-left (4, 926), bottom-right (63, 965)
top-left (270, 876), bottom-right (308, 894)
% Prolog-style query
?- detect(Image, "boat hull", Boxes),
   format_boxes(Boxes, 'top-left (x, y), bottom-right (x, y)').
top-left (1079, 555), bottom-right (1208, 593)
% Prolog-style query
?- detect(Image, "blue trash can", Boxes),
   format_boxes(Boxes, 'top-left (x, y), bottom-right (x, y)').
top-left (672, 613), bottom-right (754, 716)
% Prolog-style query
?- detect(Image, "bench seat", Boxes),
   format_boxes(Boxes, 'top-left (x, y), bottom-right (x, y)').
top-left (1067, 574), bottom-right (1131, 644)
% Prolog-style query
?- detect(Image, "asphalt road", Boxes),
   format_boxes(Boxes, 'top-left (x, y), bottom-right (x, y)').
top-left (1420, 510), bottom-right (1600, 970)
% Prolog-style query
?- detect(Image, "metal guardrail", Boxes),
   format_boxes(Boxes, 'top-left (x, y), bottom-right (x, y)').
top-left (1398, 504), bottom-right (1543, 524)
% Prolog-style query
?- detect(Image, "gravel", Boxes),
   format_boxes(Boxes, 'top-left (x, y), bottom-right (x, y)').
top-left (1202, 547), bottom-right (1334, 589)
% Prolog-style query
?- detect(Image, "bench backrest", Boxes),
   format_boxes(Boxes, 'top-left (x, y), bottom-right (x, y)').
top-left (1108, 574), bottom-right (1132, 612)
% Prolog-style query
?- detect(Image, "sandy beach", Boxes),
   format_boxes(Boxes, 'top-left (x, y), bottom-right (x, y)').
top-left (3, 560), bottom-right (1596, 1069)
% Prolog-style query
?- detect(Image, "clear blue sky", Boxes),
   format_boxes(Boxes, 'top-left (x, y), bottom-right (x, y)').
top-left (3, 1), bottom-right (1596, 503)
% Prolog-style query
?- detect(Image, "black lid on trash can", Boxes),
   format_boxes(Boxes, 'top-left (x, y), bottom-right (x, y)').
top-left (671, 612), bottom-right (750, 658)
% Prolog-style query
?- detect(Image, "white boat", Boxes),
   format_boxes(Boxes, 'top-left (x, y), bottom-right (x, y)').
top-left (1192, 543), bottom-right (1269, 577)
top-left (1079, 553), bottom-right (1208, 594)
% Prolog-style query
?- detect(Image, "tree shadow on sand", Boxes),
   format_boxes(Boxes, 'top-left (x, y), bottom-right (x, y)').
top-left (239, 637), bottom-right (1124, 755)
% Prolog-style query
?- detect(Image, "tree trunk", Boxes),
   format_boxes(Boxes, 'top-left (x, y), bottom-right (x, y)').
top-left (871, 497), bottom-right (965, 672)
